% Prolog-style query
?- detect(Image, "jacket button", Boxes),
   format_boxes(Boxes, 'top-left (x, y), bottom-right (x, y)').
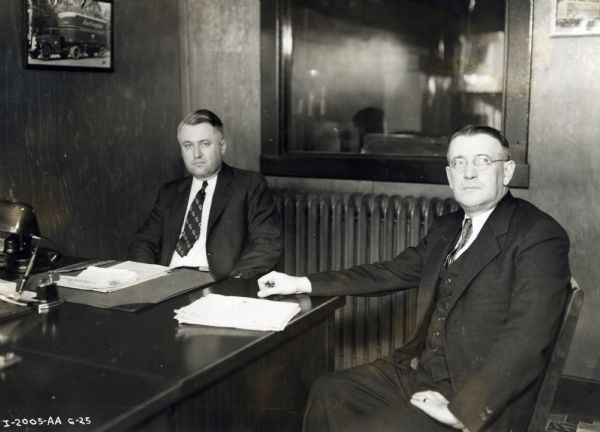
top-left (434, 331), bottom-right (440, 337)
top-left (410, 357), bottom-right (419, 370)
top-left (438, 316), bottom-right (445, 322)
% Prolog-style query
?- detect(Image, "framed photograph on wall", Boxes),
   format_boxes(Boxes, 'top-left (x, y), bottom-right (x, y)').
top-left (24, 0), bottom-right (113, 71)
top-left (551, 0), bottom-right (600, 37)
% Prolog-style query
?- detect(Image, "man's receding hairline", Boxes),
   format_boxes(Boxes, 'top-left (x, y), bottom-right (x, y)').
top-left (447, 132), bottom-right (510, 159)
top-left (177, 122), bottom-right (224, 142)
top-left (177, 109), bottom-right (224, 140)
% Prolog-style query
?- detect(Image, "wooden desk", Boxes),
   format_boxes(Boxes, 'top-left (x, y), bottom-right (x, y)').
top-left (0, 278), bottom-right (344, 431)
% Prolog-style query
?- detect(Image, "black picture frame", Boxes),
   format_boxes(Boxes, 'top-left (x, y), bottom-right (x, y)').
top-left (260, 0), bottom-right (533, 187)
top-left (24, 0), bottom-right (113, 72)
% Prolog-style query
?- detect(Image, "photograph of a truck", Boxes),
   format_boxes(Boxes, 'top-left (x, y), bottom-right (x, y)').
top-left (29, 11), bottom-right (109, 60)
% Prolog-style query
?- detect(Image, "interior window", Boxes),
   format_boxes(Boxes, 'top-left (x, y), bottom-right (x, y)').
top-left (288, 0), bottom-right (505, 157)
top-left (260, 0), bottom-right (531, 186)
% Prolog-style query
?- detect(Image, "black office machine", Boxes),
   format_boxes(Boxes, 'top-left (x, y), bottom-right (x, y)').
top-left (0, 200), bottom-right (61, 311)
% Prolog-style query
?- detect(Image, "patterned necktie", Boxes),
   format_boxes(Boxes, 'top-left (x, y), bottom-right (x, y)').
top-left (175, 181), bottom-right (208, 257)
top-left (445, 218), bottom-right (473, 267)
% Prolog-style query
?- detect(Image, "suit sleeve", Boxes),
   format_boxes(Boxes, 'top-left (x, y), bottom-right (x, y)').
top-left (228, 175), bottom-right (282, 279)
top-left (128, 186), bottom-right (166, 264)
top-left (448, 218), bottom-right (571, 432)
top-left (308, 221), bottom-right (439, 296)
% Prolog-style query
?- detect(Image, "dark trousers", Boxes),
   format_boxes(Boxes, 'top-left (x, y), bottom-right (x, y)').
top-left (303, 359), bottom-right (457, 432)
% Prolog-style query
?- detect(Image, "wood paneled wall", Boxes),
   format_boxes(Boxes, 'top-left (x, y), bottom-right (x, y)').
top-left (178, 0), bottom-right (261, 172)
top-left (0, 0), bottom-right (183, 260)
top-left (523, 0), bottom-right (600, 381)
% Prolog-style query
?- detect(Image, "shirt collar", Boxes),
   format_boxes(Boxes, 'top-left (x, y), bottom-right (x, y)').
top-left (192, 169), bottom-right (219, 187)
top-left (464, 207), bottom-right (495, 237)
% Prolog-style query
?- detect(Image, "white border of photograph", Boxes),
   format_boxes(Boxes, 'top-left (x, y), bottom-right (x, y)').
top-left (551, 0), bottom-right (600, 37)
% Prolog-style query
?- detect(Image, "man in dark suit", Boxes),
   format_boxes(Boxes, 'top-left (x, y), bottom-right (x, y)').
top-left (130, 109), bottom-right (281, 280)
top-left (258, 125), bottom-right (571, 431)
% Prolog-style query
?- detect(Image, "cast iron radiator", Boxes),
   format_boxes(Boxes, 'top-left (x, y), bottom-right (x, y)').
top-left (272, 190), bottom-right (458, 370)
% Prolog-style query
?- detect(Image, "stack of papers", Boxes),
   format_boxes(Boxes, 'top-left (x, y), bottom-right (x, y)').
top-left (577, 422), bottom-right (600, 432)
top-left (59, 261), bottom-right (169, 293)
top-left (0, 279), bottom-right (16, 294)
top-left (175, 294), bottom-right (301, 331)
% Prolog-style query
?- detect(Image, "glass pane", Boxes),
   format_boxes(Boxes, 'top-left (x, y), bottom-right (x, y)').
top-left (288, 0), bottom-right (506, 157)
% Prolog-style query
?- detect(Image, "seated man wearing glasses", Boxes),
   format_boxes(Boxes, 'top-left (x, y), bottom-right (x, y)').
top-left (258, 125), bottom-right (571, 432)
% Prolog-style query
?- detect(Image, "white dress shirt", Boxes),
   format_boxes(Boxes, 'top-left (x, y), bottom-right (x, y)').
top-left (453, 207), bottom-right (495, 261)
top-left (169, 172), bottom-right (219, 269)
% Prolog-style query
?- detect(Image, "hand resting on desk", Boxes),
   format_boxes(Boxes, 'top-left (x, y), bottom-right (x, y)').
top-left (257, 271), bottom-right (312, 297)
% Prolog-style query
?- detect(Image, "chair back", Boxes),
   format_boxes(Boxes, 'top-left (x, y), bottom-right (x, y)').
top-left (527, 278), bottom-right (584, 432)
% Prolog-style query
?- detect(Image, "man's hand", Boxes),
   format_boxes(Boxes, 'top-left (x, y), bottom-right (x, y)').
top-left (410, 391), bottom-right (469, 431)
top-left (257, 271), bottom-right (312, 297)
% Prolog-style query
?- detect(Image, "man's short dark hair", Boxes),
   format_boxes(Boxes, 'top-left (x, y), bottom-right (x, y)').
top-left (178, 109), bottom-right (224, 139)
top-left (448, 125), bottom-right (511, 159)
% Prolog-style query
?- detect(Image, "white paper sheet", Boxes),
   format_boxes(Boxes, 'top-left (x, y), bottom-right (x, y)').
top-left (59, 261), bottom-right (169, 293)
top-left (174, 294), bottom-right (301, 331)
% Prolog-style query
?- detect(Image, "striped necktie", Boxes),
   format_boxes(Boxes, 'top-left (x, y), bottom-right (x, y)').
top-left (445, 218), bottom-right (473, 267)
top-left (175, 181), bottom-right (208, 257)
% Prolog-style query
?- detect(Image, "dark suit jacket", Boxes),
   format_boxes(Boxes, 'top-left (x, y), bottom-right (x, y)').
top-left (129, 164), bottom-right (282, 280)
top-left (309, 192), bottom-right (571, 432)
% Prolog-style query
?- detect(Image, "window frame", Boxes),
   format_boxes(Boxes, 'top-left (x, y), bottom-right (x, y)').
top-left (260, 0), bottom-right (532, 187)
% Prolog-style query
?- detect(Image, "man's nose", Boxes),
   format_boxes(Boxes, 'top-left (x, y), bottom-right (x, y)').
top-left (193, 144), bottom-right (202, 158)
top-left (463, 161), bottom-right (478, 178)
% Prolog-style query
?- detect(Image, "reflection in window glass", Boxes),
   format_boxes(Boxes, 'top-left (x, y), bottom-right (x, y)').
top-left (288, 0), bottom-right (505, 157)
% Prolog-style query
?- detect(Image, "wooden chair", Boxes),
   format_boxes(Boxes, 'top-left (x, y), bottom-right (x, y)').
top-left (527, 279), bottom-right (584, 432)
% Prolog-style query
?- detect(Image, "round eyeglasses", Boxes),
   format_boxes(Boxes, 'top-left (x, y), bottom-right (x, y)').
top-left (449, 155), bottom-right (508, 172)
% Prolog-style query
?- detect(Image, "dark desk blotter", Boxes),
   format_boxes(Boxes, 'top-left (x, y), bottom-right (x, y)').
top-left (58, 268), bottom-right (214, 312)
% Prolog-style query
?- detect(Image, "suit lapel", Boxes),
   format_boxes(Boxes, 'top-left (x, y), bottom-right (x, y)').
top-left (163, 178), bottom-right (192, 259)
top-left (207, 163), bottom-right (234, 234)
top-left (446, 225), bottom-right (500, 311)
top-left (416, 213), bottom-right (463, 325)
top-left (446, 192), bottom-right (516, 312)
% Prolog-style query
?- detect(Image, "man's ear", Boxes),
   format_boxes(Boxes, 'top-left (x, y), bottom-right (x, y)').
top-left (220, 138), bottom-right (227, 155)
top-left (503, 160), bottom-right (516, 186)
top-left (446, 166), bottom-right (454, 190)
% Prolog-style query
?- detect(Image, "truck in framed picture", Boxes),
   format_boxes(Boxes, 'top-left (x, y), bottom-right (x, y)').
top-left (24, 0), bottom-right (113, 71)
